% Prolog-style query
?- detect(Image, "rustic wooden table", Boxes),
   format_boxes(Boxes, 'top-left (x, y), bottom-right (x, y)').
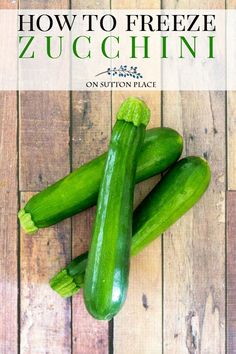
top-left (0, 0), bottom-right (235, 353)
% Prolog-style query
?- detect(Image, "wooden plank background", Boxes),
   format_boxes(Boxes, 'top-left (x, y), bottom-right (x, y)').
top-left (0, 0), bottom-right (235, 353)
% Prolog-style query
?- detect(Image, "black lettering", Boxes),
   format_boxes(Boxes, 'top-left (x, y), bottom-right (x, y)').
top-left (187, 15), bottom-right (200, 31)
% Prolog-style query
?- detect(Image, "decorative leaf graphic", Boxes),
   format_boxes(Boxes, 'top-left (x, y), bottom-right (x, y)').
top-left (96, 65), bottom-right (143, 79)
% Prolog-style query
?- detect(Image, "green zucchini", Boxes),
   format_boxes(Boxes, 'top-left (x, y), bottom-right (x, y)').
top-left (50, 156), bottom-right (211, 298)
top-left (18, 127), bottom-right (183, 234)
top-left (84, 97), bottom-right (150, 320)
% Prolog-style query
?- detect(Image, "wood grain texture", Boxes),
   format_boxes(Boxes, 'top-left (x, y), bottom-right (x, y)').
top-left (114, 236), bottom-right (162, 354)
top-left (227, 3), bottom-right (236, 354)
top-left (70, 67), bottom-right (111, 354)
top-left (111, 10), bottom-right (161, 354)
top-left (0, 0), bottom-right (17, 9)
top-left (71, 6), bottom-right (111, 354)
top-left (161, 1), bottom-right (226, 352)
top-left (19, 1), bottom-right (72, 353)
top-left (0, 4), bottom-right (18, 354)
top-left (227, 91), bottom-right (236, 190)
top-left (20, 193), bottom-right (71, 354)
top-left (162, 5), bottom-right (225, 354)
top-left (227, 191), bottom-right (236, 354)
top-left (111, 0), bottom-right (162, 344)
top-left (71, 207), bottom-right (109, 354)
top-left (19, 91), bottom-right (70, 191)
top-left (112, 92), bottom-right (162, 354)
top-left (113, 0), bottom-right (160, 7)
top-left (19, 0), bottom-right (69, 8)
top-left (111, 4), bottom-right (162, 352)
top-left (19, 0), bottom-right (70, 192)
top-left (226, 0), bottom-right (236, 351)
top-left (227, 0), bottom-right (236, 8)
top-left (162, 93), bottom-right (225, 353)
top-left (163, 0), bottom-right (224, 7)
top-left (0, 91), bottom-right (18, 354)
top-left (226, 0), bottom-right (236, 191)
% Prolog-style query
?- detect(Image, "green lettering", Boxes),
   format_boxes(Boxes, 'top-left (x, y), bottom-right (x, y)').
top-left (101, 36), bottom-right (119, 59)
top-left (73, 36), bottom-right (91, 59)
top-left (208, 36), bottom-right (214, 58)
top-left (180, 36), bottom-right (197, 58)
top-left (46, 36), bottom-right (63, 59)
top-left (161, 36), bottom-right (168, 59)
top-left (19, 36), bottom-right (35, 59)
top-left (131, 36), bottom-right (149, 58)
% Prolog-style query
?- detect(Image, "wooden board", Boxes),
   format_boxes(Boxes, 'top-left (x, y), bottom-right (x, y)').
top-left (226, 0), bottom-right (236, 191)
top-left (227, 0), bottom-right (236, 198)
top-left (110, 2), bottom-right (162, 351)
top-left (20, 193), bottom-right (71, 354)
top-left (71, 91), bottom-right (111, 353)
top-left (71, 7), bottom-right (111, 354)
top-left (162, 92), bottom-right (226, 353)
top-left (227, 91), bottom-right (236, 190)
top-left (19, 1), bottom-right (72, 354)
top-left (19, 1), bottom-right (70, 191)
top-left (227, 192), bottom-right (236, 353)
top-left (19, 91), bottom-right (70, 191)
top-left (0, 3), bottom-right (18, 354)
top-left (71, 5), bottom-right (111, 354)
top-left (70, 0), bottom-right (112, 335)
top-left (227, 5), bottom-right (236, 354)
top-left (0, 91), bottom-right (18, 354)
top-left (162, 3), bottom-right (225, 354)
top-left (161, 4), bottom-right (226, 353)
top-left (112, 91), bottom-right (162, 354)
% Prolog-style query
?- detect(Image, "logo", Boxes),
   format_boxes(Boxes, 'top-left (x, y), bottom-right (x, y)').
top-left (96, 65), bottom-right (143, 79)
top-left (85, 64), bottom-right (157, 89)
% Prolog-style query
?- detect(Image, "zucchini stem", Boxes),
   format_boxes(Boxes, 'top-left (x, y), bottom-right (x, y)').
top-left (18, 209), bottom-right (38, 234)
